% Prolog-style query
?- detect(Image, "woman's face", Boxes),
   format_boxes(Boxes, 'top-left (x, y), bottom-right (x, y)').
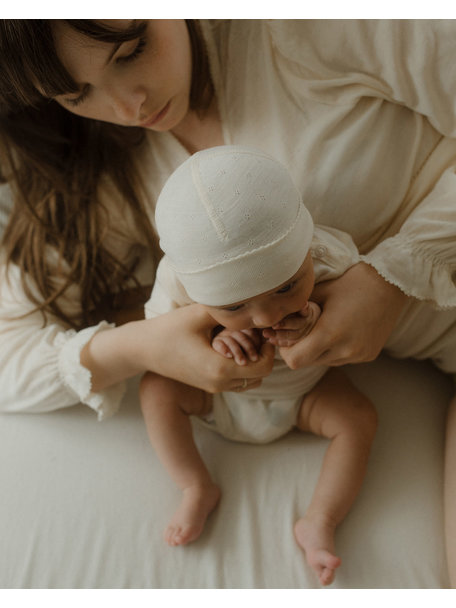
top-left (52, 20), bottom-right (193, 131)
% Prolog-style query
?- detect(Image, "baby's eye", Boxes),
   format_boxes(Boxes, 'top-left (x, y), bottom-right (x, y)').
top-left (223, 304), bottom-right (243, 312)
top-left (276, 281), bottom-right (296, 294)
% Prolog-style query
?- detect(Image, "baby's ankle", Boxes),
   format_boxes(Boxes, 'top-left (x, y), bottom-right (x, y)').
top-left (302, 510), bottom-right (339, 532)
top-left (182, 480), bottom-right (219, 494)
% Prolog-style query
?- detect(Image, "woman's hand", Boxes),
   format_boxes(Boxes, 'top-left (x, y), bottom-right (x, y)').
top-left (144, 305), bottom-right (275, 392)
top-left (278, 263), bottom-right (409, 369)
top-left (82, 303), bottom-right (275, 395)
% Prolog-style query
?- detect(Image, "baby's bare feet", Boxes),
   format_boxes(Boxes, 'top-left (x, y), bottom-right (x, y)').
top-left (165, 483), bottom-right (221, 547)
top-left (294, 514), bottom-right (341, 586)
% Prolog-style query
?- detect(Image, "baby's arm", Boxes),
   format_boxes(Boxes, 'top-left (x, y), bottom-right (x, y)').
top-left (263, 301), bottom-right (321, 347)
top-left (212, 328), bottom-right (263, 366)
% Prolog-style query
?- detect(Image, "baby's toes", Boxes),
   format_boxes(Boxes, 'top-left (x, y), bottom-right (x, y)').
top-left (165, 525), bottom-right (183, 546)
top-left (166, 523), bottom-right (203, 546)
top-left (319, 566), bottom-right (336, 586)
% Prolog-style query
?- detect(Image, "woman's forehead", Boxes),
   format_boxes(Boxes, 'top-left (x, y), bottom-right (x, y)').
top-left (52, 23), bottom-right (106, 81)
top-left (52, 20), bottom-right (144, 86)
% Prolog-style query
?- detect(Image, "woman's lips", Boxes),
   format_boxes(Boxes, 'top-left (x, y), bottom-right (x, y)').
top-left (140, 101), bottom-right (171, 127)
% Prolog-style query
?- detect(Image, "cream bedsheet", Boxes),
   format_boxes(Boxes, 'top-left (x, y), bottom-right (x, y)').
top-left (0, 355), bottom-right (452, 589)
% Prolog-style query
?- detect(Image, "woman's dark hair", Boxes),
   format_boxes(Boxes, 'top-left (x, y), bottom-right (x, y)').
top-left (0, 20), bottom-right (213, 328)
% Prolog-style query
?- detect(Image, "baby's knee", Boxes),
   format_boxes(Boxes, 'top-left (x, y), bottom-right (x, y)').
top-left (139, 372), bottom-right (211, 417)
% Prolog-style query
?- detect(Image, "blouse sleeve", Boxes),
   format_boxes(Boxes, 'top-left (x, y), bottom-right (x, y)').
top-left (0, 262), bottom-right (126, 420)
top-left (267, 19), bottom-right (456, 137)
top-left (361, 162), bottom-right (456, 310)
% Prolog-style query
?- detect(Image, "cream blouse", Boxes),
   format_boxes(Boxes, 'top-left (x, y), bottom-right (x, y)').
top-left (1, 19), bottom-right (456, 418)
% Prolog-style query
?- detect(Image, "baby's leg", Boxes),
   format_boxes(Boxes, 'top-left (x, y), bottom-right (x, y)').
top-left (294, 369), bottom-right (377, 585)
top-left (139, 372), bottom-right (220, 546)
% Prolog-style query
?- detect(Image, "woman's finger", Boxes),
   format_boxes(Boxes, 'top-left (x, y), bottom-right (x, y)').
top-left (229, 377), bottom-right (263, 392)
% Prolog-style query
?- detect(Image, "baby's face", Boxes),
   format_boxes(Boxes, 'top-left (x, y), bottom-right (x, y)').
top-left (205, 253), bottom-right (315, 331)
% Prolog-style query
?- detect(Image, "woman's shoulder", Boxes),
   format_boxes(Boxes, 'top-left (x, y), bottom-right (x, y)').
top-left (202, 20), bottom-right (456, 80)
top-left (264, 20), bottom-right (456, 136)
top-left (264, 20), bottom-right (456, 68)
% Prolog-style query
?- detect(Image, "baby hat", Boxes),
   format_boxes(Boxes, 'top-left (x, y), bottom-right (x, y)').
top-left (155, 145), bottom-right (314, 306)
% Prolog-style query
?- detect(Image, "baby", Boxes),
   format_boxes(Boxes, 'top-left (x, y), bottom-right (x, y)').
top-left (141, 146), bottom-right (377, 586)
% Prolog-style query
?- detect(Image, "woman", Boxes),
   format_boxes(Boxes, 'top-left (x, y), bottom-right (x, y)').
top-left (0, 20), bottom-right (275, 418)
top-left (0, 19), bottom-right (456, 583)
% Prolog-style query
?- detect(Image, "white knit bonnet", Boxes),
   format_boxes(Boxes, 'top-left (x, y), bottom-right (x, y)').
top-left (155, 146), bottom-right (314, 306)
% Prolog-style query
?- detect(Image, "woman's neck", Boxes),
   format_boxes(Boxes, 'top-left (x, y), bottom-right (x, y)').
top-left (171, 97), bottom-right (224, 154)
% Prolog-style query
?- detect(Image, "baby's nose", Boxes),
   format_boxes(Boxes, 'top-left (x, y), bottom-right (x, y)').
top-left (252, 308), bottom-right (284, 329)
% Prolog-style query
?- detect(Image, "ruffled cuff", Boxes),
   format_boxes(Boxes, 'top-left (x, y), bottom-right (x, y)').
top-left (361, 236), bottom-right (456, 310)
top-left (57, 322), bottom-right (127, 421)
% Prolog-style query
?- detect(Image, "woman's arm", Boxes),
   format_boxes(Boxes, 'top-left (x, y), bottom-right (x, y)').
top-left (0, 263), bottom-right (274, 418)
top-left (293, 158), bottom-right (456, 370)
top-left (81, 303), bottom-right (275, 393)
top-left (264, 226), bottom-right (404, 368)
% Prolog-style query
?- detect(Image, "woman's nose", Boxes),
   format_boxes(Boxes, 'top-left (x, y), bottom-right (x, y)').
top-left (110, 87), bottom-right (146, 122)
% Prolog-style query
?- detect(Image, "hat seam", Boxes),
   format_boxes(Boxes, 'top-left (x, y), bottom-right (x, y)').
top-left (168, 203), bottom-right (308, 276)
top-left (190, 154), bottom-right (229, 243)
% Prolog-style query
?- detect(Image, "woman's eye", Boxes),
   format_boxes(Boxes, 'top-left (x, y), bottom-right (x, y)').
top-left (65, 86), bottom-right (90, 107)
top-left (117, 36), bottom-right (146, 64)
top-left (276, 282), bottom-right (295, 294)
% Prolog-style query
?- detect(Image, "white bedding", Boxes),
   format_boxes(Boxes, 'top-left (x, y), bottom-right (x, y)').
top-left (0, 355), bottom-right (452, 589)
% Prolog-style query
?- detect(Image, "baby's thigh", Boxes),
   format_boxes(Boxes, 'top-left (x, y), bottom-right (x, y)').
top-left (139, 371), bottom-right (212, 417)
top-left (385, 300), bottom-right (456, 374)
top-left (296, 369), bottom-right (376, 438)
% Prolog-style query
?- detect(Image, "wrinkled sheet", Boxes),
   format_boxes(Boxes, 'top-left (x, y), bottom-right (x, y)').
top-left (0, 355), bottom-right (452, 588)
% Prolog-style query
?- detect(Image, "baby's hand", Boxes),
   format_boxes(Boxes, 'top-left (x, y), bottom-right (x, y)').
top-left (262, 302), bottom-right (321, 347)
top-left (212, 328), bottom-right (263, 366)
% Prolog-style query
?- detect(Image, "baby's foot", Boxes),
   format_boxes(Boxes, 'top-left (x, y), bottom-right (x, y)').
top-left (165, 483), bottom-right (221, 547)
top-left (294, 514), bottom-right (342, 586)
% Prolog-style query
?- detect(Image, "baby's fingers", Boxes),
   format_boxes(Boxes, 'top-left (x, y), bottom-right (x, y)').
top-left (224, 337), bottom-right (248, 365)
top-left (263, 328), bottom-right (299, 347)
top-left (272, 317), bottom-right (306, 331)
top-left (233, 331), bottom-right (259, 362)
top-left (212, 339), bottom-right (234, 359)
top-left (213, 335), bottom-right (256, 366)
